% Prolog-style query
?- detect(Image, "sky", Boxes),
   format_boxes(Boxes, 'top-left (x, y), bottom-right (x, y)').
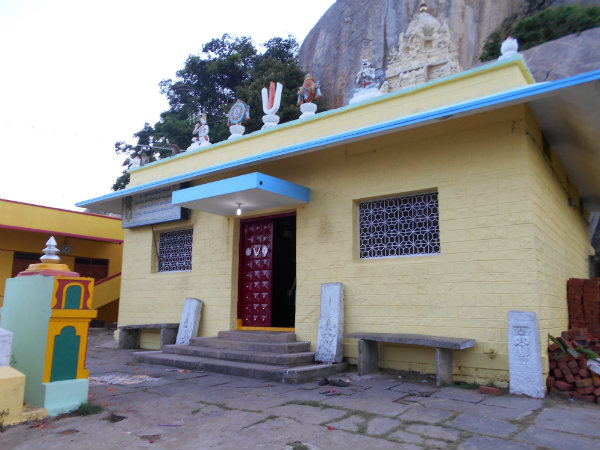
top-left (0, 0), bottom-right (336, 211)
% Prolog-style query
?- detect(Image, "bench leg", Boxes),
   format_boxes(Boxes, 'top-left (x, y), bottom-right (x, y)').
top-left (119, 329), bottom-right (139, 349)
top-left (160, 327), bottom-right (178, 348)
top-left (435, 348), bottom-right (454, 386)
top-left (358, 339), bottom-right (379, 375)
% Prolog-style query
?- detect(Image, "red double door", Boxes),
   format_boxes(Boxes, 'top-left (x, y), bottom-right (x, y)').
top-left (240, 219), bottom-right (274, 327)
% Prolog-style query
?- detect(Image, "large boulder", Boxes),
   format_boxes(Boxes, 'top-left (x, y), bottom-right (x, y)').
top-left (299, 0), bottom-right (600, 108)
top-left (521, 27), bottom-right (600, 81)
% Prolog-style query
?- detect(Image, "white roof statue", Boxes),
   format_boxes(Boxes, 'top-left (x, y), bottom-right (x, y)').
top-left (499, 36), bottom-right (519, 62)
top-left (348, 58), bottom-right (385, 105)
top-left (261, 81), bottom-right (283, 129)
top-left (187, 111), bottom-right (211, 150)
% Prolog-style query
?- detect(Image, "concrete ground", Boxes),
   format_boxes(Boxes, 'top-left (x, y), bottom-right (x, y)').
top-left (2, 329), bottom-right (600, 450)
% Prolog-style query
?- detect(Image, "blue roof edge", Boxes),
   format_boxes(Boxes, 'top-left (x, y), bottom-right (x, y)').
top-left (77, 68), bottom-right (600, 209)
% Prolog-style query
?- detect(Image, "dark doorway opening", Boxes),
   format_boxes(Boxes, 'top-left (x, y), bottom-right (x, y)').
top-left (272, 215), bottom-right (296, 327)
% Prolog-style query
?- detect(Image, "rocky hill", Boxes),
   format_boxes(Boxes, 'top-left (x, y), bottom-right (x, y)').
top-left (298, 0), bottom-right (600, 108)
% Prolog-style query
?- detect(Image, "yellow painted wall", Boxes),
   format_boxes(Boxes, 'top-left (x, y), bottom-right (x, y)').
top-left (0, 366), bottom-right (25, 426)
top-left (523, 108), bottom-right (591, 367)
top-left (0, 200), bottom-right (123, 242)
top-left (117, 103), bottom-right (590, 383)
top-left (119, 210), bottom-right (237, 338)
top-left (0, 201), bottom-right (123, 314)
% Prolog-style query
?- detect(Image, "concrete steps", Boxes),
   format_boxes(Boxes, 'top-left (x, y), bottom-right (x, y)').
top-left (162, 344), bottom-right (316, 366)
top-left (132, 330), bottom-right (347, 384)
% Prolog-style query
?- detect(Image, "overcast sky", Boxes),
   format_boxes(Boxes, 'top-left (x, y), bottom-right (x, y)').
top-left (0, 0), bottom-right (335, 211)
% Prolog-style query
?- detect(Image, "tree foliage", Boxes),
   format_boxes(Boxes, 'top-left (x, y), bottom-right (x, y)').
top-left (480, 4), bottom-right (600, 62)
top-left (112, 34), bottom-right (307, 190)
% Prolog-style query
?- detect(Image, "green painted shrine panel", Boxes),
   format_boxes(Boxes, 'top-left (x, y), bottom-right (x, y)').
top-left (64, 285), bottom-right (82, 309)
top-left (50, 326), bottom-right (79, 382)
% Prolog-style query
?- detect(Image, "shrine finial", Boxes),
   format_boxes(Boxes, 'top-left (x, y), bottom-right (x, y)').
top-left (40, 236), bottom-right (61, 264)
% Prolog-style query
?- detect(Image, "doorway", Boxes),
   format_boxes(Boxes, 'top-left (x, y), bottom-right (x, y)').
top-left (239, 214), bottom-right (296, 328)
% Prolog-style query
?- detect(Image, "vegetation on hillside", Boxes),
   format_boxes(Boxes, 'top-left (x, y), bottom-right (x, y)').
top-left (480, 4), bottom-right (600, 62)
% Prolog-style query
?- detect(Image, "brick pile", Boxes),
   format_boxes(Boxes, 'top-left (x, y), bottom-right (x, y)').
top-left (567, 278), bottom-right (600, 332)
top-left (546, 330), bottom-right (600, 402)
top-left (546, 279), bottom-right (600, 402)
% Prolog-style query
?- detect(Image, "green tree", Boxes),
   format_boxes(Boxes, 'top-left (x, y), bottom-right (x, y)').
top-left (480, 5), bottom-right (600, 62)
top-left (113, 123), bottom-right (156, 191)
top-left (113, 34), bottom-right (308, 190)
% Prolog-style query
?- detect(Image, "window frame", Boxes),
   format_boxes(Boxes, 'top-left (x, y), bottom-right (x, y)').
top-left (357, 191), bottom-right (441, 260)
top-left (156, 228), bottom-right (193, 273)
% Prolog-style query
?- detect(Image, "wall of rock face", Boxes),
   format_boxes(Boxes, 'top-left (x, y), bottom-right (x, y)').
top-left (298, 0), bottom-right (600, 108)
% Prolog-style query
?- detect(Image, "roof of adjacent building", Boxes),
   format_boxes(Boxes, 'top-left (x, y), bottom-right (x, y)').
top-left (0, 198), bottom-right (123, 243)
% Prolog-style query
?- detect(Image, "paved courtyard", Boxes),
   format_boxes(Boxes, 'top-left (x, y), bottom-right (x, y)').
top-left (2, 329), bottom-right (600, 450)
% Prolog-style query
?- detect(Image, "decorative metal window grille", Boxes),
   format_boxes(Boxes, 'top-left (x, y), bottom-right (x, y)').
top-left (158, 229), bottom-right (193, 272)
top-left (358, 192), bottom-right (440, 259)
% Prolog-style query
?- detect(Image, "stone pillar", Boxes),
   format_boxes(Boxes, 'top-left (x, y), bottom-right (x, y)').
top-left (435, 348), bottom-right (454, 386)
top-left (358, 339), bottom-right (379, 375)
top-left (508, 310), bottom-right (545, 398)
top-left (315, 283), bottom-right (344, 363)
top-left (175, 298), bottom-right (203, 345)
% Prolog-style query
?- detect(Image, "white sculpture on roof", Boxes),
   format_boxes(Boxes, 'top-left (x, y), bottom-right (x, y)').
top-left (187, 111), bottom-right (211, 151)
top-left (499, 36), bottom-right (519, 62)
top-left (348, 58), bottom-right (385, 105)
top-left (384, 1), bottom-right (461, 92)
top-left (261, 81), bottom-right (283, 129)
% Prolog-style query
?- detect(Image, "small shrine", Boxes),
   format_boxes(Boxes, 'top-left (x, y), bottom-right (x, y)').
top-left (383, 1), bottom-right (461, 92)
top-left (0, 237), bottom-right (97, 416)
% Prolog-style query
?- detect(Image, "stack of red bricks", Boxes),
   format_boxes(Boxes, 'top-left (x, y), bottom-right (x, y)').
top-left (546, 329), bottom-right (600, 402)
top-left (567, 278), bottom-right (600, 332)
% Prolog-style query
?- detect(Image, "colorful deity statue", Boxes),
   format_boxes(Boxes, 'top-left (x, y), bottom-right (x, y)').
top-left (297, 73), bottom-right (322, 106)
top-left (355, 59), bottom-right (385, 89)
top-left (349, 58), bottom-right (386, 105)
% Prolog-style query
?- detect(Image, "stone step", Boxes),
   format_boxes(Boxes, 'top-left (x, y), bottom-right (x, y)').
top-left (163, 344), bottom-right (316, 366)
top-left (280, 362), bottom-right (349, 384)
top-left (190, 336), bottom-right (311, 354)
top-left (217, 330), bottom-right (297, 342)
top-left (132, 351), bottom-right (347, 384)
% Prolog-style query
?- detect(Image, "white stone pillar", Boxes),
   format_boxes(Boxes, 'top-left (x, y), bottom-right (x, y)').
top-left (315, 283), bottom-right (344, 363)
top-left (176, 298), bottom-right (203, 345)
top-left (508, 310), bottom-right (545, 398)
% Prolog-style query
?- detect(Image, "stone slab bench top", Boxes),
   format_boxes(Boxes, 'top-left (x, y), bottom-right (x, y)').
top-left (119, 323), bottom-right (179, 330)
top-left (345, 332), bottom-right (475, 350)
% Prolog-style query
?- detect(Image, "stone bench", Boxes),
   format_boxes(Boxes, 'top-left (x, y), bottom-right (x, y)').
top-left (118, 323), bottom-right (179, 349)
top-left (345, 332), bottom-right (475, 386)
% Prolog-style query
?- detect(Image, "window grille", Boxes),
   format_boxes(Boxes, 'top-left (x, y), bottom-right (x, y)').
top-left (358, 192), bottom-right (440, 259)
top-left (157, 229), bottom-right (193, 272)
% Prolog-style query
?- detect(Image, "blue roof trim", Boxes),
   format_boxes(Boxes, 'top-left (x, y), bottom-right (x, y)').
top-left (77, 68), bottom-right (600, 209)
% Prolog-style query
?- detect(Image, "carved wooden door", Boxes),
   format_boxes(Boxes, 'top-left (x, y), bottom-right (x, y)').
top-left (240, 219), bottom-right (274, 327)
